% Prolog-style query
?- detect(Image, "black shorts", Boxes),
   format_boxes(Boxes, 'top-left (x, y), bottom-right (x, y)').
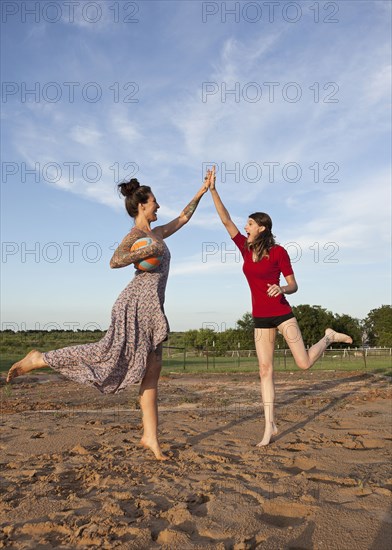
top-left (253, 312), bottom-right (295, 329)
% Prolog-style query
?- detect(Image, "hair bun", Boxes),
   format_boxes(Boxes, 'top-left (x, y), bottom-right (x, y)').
top-left (118, 178), bottom-right (140, 197)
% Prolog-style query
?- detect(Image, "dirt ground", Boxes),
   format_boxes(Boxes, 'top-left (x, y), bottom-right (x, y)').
top-left (1, 370), bottom-right (391, 549)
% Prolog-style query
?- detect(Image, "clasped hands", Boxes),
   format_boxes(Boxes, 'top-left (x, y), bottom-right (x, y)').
top-left (203, 165), bottom-right (216, 192)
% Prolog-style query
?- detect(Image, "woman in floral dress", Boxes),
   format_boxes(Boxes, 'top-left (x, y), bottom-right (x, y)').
top-left (6, 175), bottom-right (210, 459)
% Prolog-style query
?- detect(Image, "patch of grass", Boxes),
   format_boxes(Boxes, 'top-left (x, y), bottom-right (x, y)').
top-left (161, 354), bottom-right (391, 376)
top-left (1, 384), bottom-right (13, 398)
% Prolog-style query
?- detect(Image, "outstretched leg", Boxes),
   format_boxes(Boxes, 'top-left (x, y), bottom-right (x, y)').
top-left (139, 345), bottom-right (168, 461)
top-left (254, 328), bottom-right (279, 446)
top-left (6, 350), bottom-right (48, 383)
top-left (278, 319), bottom-right (352, 370)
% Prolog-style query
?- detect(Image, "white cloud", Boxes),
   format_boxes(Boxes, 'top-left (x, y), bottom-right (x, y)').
top-left (293, 171), bottom-right (390, 255)
top-left (108, 107), bottom-right (142, 144)
top-left (170, 251), bottom-right (242, 277)
top-left (69, 125), bottom-right (102, 146)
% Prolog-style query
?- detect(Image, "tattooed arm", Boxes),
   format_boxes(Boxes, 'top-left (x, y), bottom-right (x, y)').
top-left (154, 179), bottom-right (209, 239)
top-left (110, 229), bottom-right (165, 269)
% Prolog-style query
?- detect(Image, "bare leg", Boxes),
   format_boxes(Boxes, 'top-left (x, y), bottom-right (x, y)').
top-left (6, 350), bottom-right (48, 383)
top-left (279, 319), bottom-right (353, 370)
top-left (254, 328), bottom-right (279, 447)
top-left (139, 345), bottom-right (168, 461)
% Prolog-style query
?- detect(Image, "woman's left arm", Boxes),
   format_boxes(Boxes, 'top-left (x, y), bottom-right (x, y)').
top-left (154, 182), bottom-right (209, 239)
top-left (267, 275), bottom-right (298, 297)
top-left (280, 274), bottom-right (298, 295)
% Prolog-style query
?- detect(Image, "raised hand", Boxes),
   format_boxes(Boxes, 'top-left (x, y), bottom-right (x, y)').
top-left (205, 166), bottom-right (216, 190)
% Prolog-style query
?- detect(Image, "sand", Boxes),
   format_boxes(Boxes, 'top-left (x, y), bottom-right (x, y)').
top-left (0, 370), bottom-right (391, 549)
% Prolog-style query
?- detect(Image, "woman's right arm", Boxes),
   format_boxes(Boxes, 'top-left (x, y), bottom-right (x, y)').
top-left (209, 167), bottom-right (240, 238)
top-left (110, 230), bottom-right (164, 269)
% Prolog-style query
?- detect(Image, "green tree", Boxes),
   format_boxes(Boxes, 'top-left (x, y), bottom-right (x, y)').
top-left (183, 328), bottom-right (218, 352)
top-left (183, 329), bottom-right (199, 349)
top-left (332, 314), bottom-right (362, 347)
top-left (236, 312), bottom-right (254, 332)
top-left (215, 327), bottom-right (254, 354)
top-left (363, 305), bottom-right (392, 347)
top-left (235, 312), bottom-right (255, 349)
top-left (195, 328), bottom-right (217, 350)
top-left (215, 328), bottom-right (237, 354)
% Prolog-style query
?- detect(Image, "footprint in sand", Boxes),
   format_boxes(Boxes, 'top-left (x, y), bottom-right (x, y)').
top-left (186, 493), bottom-right (210, 517)
top-left (261, 500), bottom-right (313, 528)
top-left (260, 512), bottom-right (304, 528)
top-left (156, 528), bottom-right (191, 546)
top-left (348, 430), bottom-right (370, 436)
top-left (30, 432), bottom-right (45, 439)
top-left (161, 503), bottom-right (193, 525)
top-left (356, 438), bottom-right (386, 449)
top-left (285, 456), bottom-right (318, 475)
top-left (283, 442), bottom-right (308, 452)
top-left (70, 444), bottom-right (90, 455)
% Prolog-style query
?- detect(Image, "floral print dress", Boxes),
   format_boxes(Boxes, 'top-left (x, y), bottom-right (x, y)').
top-left (42, 228), bottom-right (170, 394)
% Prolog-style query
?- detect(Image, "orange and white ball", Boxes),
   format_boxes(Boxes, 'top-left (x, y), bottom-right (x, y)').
top-left (131, 237), bottom-right (162, 271)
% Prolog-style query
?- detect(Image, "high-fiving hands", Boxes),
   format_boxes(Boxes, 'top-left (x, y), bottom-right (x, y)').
top-left (203, 165), bottom-right (216, 191)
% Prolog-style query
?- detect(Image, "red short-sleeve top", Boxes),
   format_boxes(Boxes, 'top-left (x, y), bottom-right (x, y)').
top-left (232, 232), bottom-right (294, 318)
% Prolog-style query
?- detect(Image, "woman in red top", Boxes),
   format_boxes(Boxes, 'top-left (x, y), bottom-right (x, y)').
top-left (207, 167), bottom-right (352, 446)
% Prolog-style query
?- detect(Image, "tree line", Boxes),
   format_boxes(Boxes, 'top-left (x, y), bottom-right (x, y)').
top-left (178, 304), bottom-right (391, 353)
top-left (1, 305), bottom-right (390, 355)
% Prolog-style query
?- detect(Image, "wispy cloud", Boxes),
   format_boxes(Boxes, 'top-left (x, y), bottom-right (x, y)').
top-left (170, 250), bottom-right (242, 277)
top-left (69, 125), bottom-right (103, 146)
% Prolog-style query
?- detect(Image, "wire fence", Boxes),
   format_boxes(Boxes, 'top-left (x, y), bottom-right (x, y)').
top-left (161, 346), bottom-right (392, 373)
top-left (0, 339), bottom-right (391, 375)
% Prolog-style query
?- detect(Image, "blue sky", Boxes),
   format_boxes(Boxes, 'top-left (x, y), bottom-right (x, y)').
top-left (1, 0), bottom-right (391, 332)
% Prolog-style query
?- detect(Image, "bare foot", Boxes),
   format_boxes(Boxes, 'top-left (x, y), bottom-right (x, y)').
top-left (140, 436), bottom-right (169, 461)
top-left (6, 350), bottom-right (46, 383)
top-left (256, 422), bottom-right (278, 447)
top-left (325, 328), bottom-right (353, 346)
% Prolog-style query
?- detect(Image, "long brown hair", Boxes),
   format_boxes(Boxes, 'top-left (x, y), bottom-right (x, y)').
top-left (248, 212), bottom-right (276, 261)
